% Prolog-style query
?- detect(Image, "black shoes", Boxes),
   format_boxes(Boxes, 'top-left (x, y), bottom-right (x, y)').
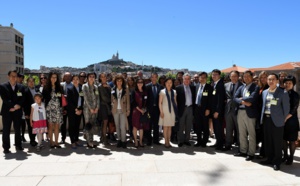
top-left (122, 142), bottom-right (127, 149)
top-left (117, 140), bottom-right (122, 148)
top-left (273, 164), bottom-right (280, 171)
top-left (3, 149), bottom-right (11, 154)
top-left (234, 152), bottom-right (247, 157)
top-left (178, 143), bottom-right (183, 147)
top-left (259, 160), bottom-right (272, 165)
top-left (194, 143), bottom-right (202, 147)
top-left (30, 141), bottom-right (38, 147)
top-left (184, 142), bottom-right (191, 146)
top-left (245, 155), bottom-right (254, 161)
top-left (15, 146), bottom-right (24, 151)
top-left (221, 146), bottom-right (232, 151)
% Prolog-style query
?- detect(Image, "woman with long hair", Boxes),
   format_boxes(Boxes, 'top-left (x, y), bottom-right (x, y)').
top-left (42, 71), bottom-right (64, 148)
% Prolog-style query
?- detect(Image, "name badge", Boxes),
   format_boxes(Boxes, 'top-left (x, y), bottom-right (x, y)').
top-left (202, 92), bottom-right (208, 96)
top-left (56, 93), bottom-right (61, 97)
top-left (212, 90), bottom-right (216, 95)
top-left (245, 92), bottom-right (250, 97)
top-left (111, 90), bottom-right (115, 94)
top-left (79, 92), bottom-right (84, 97)
top-left (270, 99), bottom-right (277, 105)
top-left (17, 92), bottom-right (22, 96)
top-left (95, 91), bottom-right (99, 95)
top-left (144, 96), bottom-right (147, 99)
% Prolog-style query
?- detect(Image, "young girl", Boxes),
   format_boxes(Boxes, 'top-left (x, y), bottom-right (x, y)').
top-left (30, 93), bottom-right (48, 152)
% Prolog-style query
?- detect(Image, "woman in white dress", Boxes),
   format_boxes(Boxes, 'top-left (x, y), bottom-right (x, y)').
top-left (158, 77), bottom-right (178, 148)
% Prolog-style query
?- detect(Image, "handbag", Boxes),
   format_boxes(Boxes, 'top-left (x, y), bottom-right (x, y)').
top-left (140, 111), bottom-right (151, 123)
top-left (62, 95), bottom-right (67, 107)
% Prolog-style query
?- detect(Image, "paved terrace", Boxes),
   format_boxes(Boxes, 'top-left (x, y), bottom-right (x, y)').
top-left (0, 133), bottom-right (300, 186)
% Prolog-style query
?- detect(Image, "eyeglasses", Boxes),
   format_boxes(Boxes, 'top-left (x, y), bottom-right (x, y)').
top-left (40, 77), bottom-right (46, 80)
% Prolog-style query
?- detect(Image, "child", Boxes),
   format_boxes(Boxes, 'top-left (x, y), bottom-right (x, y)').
top-left (30, 93), bottom-right (48, 152)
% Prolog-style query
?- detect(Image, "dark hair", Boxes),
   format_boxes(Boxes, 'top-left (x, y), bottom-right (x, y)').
top-left (72, 74), bottom-right (80, 80)
top-left (269, 73), bottom-right (279, 80)
top-left (8, 70), bottom-right (18, 76)
top-left (45, 71), bottom-right (61, 93)
top-left (164, 77), bottom-right (173, 85)
top-left (114, 75), bottom-right (126, 89)
top-left (199, 71), bottom-right (208, 78)
top-left (158, 75), bottom-right (166, 83)
top-left (87, 72), bottom-right (96, 79)
top-left (151, 72), bottom-right (158, 78)
top-left (17, 73), bottom-right (24, 78)
top-left (283, 75), bottom-right (296, 86)
top-left (40, 73), bottom-right (47, 79)
top-left (34, 92), bottom-right (43, 99)
top-left (243, 70), bottom-right (253, 76)
top-left (26, 76), bottom-right (35, 83)
top-left (212, 69), bottom-right (221, 75)
top-left (135, 77), bottom-right (145, 92)
top-left (98, 72), bottom-right (107, 83)
top-left (79, 72), bottom-right (86, 77)
top-left (230, 70), bottom-right (240, 77)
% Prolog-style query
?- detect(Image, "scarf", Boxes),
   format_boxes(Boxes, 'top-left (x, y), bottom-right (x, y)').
top-left (165, 89), bottom-right (178, 117)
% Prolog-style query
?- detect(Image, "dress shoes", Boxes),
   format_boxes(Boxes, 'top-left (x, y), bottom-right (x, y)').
top-left (30, 141), bottom-right (38, 147)
top-left (273, 164), bottom-right (280, 171)
top-left (245, 155), bottom-right (254, 161)
top-left (194, 143), bottom-right (202, 147)
top-left (259, 160), bottom-right (272, 165)
top-left (215, 146), bottom-right (223, 151)
top-left (234, 152), bottom-right (247, 157)
top-left (3, 149), bottom-right (11, 154)
top-left (201, 143), bottom-right (207, 148)
top-left (184, 142), bottom-right (191, 146)
top-left (209, 144), bottom-right (217, 148)
top-left (122, 142), bottom-right (127, 149)
top-left (15, 146), bottom-right (24, 151)
top-left (178, 143), bottom-right (184, 147)
top-left (117, 140), bottom-right (122, 148)
top-left (222, 146), bottom-right (232, 151)
top-left (286, 156), bottom-right (293, 165)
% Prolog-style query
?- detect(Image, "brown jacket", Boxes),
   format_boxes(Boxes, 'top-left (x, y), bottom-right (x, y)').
top-left (111, 87), bottom-right (130, 116)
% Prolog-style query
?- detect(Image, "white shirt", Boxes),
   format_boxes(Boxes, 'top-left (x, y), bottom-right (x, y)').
top-left (117, 89), bottom-right (122, 109)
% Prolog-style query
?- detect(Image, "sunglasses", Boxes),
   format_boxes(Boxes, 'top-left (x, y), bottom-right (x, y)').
top-left (40, 77), bottom-right (46, 80)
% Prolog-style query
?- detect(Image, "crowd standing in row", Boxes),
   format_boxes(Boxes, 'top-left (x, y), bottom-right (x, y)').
top-left (0, 69), bottom-right (299, 171)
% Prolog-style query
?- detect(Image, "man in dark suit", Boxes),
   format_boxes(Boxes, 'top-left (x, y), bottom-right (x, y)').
top-left (60, 72), bottom-right (72, 144)
top-left (194, 72), bottom-right (212, 147)
top-left (223, 71), bottom-right (243, 151)
top-left (260, 73), bottom-right (289, 171)
top-left (24, 77), bottom-right (39, 147)
top-left (0, 70), bottom-right (26, 153)
top-left (233, 70), bottom-right (259, 161)
top-left (146, 72), bottom-right (163, 145)
top-left (210, 69), bottom-right (226, 150)
top-left (176, 73), bottom-right (196, 147)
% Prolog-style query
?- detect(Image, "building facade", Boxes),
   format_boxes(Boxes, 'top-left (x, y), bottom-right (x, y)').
top-left (0, 23), bottom-right (24, 83)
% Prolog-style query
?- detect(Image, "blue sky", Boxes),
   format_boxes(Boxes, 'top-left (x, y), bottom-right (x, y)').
top-left (1, 0), bottom-right (300, 72)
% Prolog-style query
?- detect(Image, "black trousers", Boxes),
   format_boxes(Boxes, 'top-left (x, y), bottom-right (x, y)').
top-left (194, 106), bottom-right (209, 145)
top-left (212, 114), bottom-right (224, 148)
top-left (146, 106), bottom-right (160, 144)
top-left (263, 116), bottom-right (283, 166)
top-left (68, 112), bottom-right (81, 144)
top-left (61, 114), bottom-right (68, 141)
top-left (25, 118), bottom-right (36, 143)
top-left (2, 112), bottom-right (22, 149)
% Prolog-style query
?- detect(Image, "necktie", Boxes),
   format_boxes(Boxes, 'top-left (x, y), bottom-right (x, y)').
top-left (153, 85), bottom-right (157, 100)
top-left (231, 83), bottom-right (235, 96)
top-left (196, 85), bottom-right (203, 105)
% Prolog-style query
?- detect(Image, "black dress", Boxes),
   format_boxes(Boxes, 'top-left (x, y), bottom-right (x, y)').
top-left (284, 89), bottom-right (300, 141)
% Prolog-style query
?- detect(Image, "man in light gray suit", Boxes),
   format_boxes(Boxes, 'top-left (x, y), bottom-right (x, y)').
top-left (260, 73), bottom-right (289, 171)
top-left (223, 71), bottom-right (243, 151)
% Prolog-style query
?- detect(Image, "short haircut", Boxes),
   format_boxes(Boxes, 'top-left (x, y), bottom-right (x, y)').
top-left (269, 73), bottom-right (279, 80)
top-left (283, 75), bottom-right (296, 86)
top-left (87, 72), bottom-right (96, 79)
top-left (230, 70), bottom-right (240, 77)
top-left (151, 72), bottom-right (158, 77)
top-left (212, 69), bottom-right (221, 75)
top-left (72, 74), bottom-right (79, 80)
top-left (199, 71), bottom-right (208, 78)
top-left (8, 70), bottom-right (18, 76)
top-left (243, 70), bottom-right (253, 76)
top-left (164, 77), bottom-right (173, 85)
top-left (183, 73), bottom-right (191, 78)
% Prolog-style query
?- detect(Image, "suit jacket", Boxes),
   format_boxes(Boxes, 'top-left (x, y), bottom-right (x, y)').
top-left (146, 83), bottom-right (163, 111)
top-left (210, 79), bottom-right (226, 116)
top-left (195, 83), bottom-right (212, 112)
top-left (175, 84), bottom-right (196, 117)
top-left (111, 87), bottom-right (130, 116)
top-left (0, 82), bottom-right (25, 116)
top-left (234, 83), bottom-right (259, 118)
top-left (224, 81), bottom-right (243, 114)
top-left (24, 86), bottom-right (40, 116)
top-left (260, 87), bottom-right (290, 127)
top-left (66, 84), bottom-right (84, 113)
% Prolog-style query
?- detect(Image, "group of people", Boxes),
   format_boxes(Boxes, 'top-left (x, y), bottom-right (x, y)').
top-left (0, 69), bottom-right (299, 171)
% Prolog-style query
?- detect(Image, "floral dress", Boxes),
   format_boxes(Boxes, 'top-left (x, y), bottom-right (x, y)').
top-left (46, 89), bottom-right (63, 125)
